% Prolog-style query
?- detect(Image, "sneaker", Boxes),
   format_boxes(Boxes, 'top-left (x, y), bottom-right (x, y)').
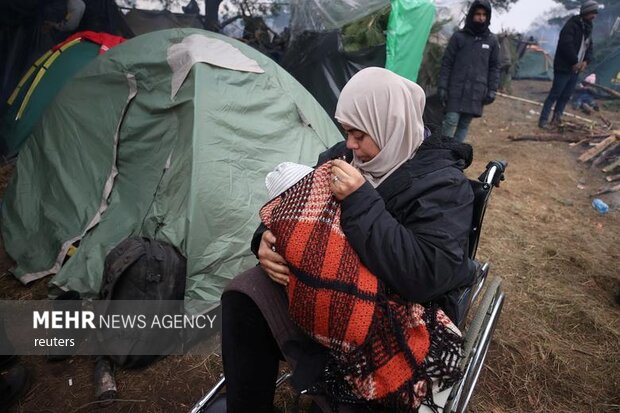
top-left (0, 365), bottom-right (31, 413)
top-left (538, 120), bottom-right (548, 129)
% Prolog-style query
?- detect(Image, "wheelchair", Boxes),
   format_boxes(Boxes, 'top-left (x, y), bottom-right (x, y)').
top-left (190, 160), bottom-right (508, 413)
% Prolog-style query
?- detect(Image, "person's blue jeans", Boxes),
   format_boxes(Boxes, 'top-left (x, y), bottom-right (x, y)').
top-left (441, 112), bottom-right (474, 143)
top-left (539, 71), bottom-right (580, 124)
top-left (573, 91), bottom-right (596, 109)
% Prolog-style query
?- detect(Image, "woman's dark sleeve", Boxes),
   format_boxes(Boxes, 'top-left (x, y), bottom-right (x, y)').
top-left (340, 176), bottom-right (474, 303)
top-left (250, 222), bottom-right (267, 257)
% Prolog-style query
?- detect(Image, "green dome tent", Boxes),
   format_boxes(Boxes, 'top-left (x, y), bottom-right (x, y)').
top-left (1, 29), bottom-right (342, 314)
top-left (514, 45), bottom-right (553, 80)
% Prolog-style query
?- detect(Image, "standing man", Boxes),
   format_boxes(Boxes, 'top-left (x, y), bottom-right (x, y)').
top-left (538, 1), bottom-right (598, 129)
top-left (438, 0), bottom-right (500, 142)
top-left (498, 33), bottom-right (516, 94)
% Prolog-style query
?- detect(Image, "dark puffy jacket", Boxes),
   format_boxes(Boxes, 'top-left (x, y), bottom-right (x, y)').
top-left (554, 15), bottom-right (593, 73)
top-left (252, 135), bottom-right (476, 320)
top-left (438, 0), bottom-right (500, 117)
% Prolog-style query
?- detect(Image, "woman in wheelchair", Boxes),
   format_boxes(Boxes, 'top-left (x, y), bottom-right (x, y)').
top-left (221, 68), bottom-right (477, 413)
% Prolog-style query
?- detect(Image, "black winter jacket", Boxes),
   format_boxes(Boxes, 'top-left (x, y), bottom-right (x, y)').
top-left (438, 0), bottom-right (500, 117)
top-left (252, 136), bottom-right (476, 321)
top-left (554, 15), bottom-right (593, 73)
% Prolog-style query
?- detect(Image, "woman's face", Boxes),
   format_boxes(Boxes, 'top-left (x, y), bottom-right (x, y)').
top-left (341, 123), bottom-right (380, 162)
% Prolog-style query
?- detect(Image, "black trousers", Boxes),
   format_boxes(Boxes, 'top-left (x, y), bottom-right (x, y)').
top-left (222, 290), bottom-right (284, 413)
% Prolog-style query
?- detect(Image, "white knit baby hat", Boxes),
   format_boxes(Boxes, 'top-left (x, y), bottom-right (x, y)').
top-left (265, 162), bottom-right (314, 199)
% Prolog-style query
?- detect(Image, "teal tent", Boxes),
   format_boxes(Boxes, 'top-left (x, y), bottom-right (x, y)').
top-left (1, 37), bottom-right (101, 156)
top-left (1, 29), bottom-right (342, 313)
top-left (594, 47), bottom-right (620, 91)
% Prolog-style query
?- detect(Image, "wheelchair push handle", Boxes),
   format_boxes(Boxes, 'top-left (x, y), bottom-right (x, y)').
top-left (478, 160), bottom-right (507, 188)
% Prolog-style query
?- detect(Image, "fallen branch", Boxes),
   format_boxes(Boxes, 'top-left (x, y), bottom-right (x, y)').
top-left (582, 81), bottom-right (620, 99)
top-left (566, 134), bottom-right (615, 146)
top-left (569, 139), bottom-right (589, 147)
top-left (507, 134), bottom-right (583, 142)
top-left (579, 135), bottom-right (617, 162)
top-left (606, 174), bottom-right (620, 183)
top-left (497, 92), bottom-right (595, 124)
top-left (591, 183), bottom-right (620, 196)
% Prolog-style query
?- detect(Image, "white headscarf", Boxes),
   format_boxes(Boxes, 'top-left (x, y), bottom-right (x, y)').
top-left (335, 67), bottom-right (426, 187)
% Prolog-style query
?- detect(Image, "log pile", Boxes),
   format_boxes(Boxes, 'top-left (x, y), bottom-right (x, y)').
top-left (578, 133), bottom-right (620, 195)
top-left (500, 91), bottom-right (620, 197)
top-left (507, 126), bottom-right (619, 195)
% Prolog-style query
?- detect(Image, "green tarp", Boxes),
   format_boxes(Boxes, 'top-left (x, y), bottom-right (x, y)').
top-left (385, 0), bottom-right (435, 82)
top-left (1, 29), bottom-right (342, 314)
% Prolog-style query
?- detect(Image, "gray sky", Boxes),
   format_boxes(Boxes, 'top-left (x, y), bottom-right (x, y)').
top-left (490, 0), bottom-right (562, 32)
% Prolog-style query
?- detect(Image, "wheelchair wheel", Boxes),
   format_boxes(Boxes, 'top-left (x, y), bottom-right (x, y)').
top-left (444, 276), bottom-right (505, 413)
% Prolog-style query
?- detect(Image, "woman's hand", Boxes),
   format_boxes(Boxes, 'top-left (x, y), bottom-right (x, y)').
top-left (257, 230), bottom-right (290, 286)
top-left (330, 159), bottom-right (366, 201)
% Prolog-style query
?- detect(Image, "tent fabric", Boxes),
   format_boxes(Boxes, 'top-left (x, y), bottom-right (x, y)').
top-left (1, 32), bottom-right (125, 157)
top-left (167, 34), bottom-right (265, 98)
top-left (281, 30), bottom-right (386, 119)
top-left (282, 2), bottom-right (434, 118)
top-left (289, 0), bottom-right (389, 36)
top-left (514, 46), bottom-right (553, 80)
top-left (385, 0), bottom-right (436, 82)
top-left (62, 31), bottom-right (126, 54)
top-left (593, 47), bottom-right (620, 91)
top-left (0, 39), bottom-right (101, 156)
top-left (0, 0), bottom-right (131, 106)
top-left (122, 9), bottom-right (203, 36)
top-left (1, 29), bottom-right (342, 314)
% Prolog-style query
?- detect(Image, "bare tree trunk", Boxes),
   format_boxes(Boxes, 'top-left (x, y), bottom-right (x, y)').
top-left (204, 0), bottom-right (222, 31)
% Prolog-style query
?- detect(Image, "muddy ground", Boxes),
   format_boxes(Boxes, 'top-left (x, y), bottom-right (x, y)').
top-left (1, 79), bottom-right (619, 413)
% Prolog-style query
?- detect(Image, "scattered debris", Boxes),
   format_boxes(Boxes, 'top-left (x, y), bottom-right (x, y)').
top-left (591, 183), bottom-right (620, 196)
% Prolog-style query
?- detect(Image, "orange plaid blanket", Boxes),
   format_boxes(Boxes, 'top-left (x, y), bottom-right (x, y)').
top-left (260, 163), bottom-right (463, 411)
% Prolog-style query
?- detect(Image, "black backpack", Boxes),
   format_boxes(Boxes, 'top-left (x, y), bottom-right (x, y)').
top-left (98, 237), bottom-right (187, 368)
